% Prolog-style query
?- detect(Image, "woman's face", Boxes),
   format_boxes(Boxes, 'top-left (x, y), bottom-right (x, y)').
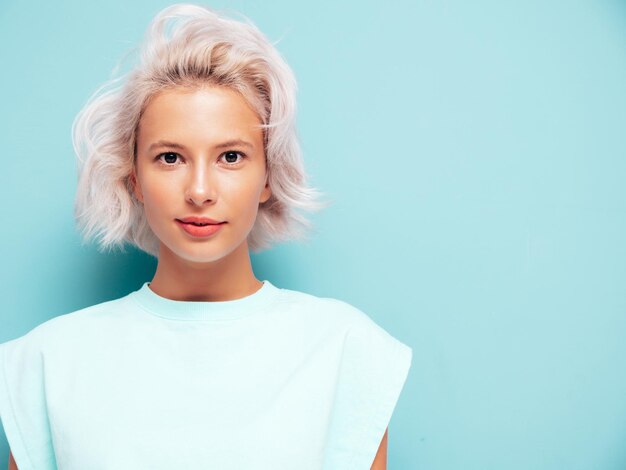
top-left (132, 86), bottom-right (271, 264)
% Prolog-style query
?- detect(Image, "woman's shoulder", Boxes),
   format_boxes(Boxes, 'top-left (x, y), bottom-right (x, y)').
top-left (277, 284), bottom-right (412, 362)
top-left (0, 292), bottom-right (133, 354)
top-left (276, 284), bottom-right (365, 315)
top-left (274, 284), bottom-right (398, 339)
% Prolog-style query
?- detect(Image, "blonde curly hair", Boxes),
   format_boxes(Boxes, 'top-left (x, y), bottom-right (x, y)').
top-left (72, 3), bottom-right (325, 257)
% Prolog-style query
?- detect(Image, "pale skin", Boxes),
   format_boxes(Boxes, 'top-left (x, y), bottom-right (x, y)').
top-left (8, 85), bottom-right (388, 469)
top-left (132, 86), bottom-right (272, 301)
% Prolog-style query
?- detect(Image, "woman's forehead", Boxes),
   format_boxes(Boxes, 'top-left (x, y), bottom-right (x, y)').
top-left (137, 86), bottom-right (263, 147)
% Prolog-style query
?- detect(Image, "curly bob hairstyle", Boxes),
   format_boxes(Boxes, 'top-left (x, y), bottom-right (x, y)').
top-left (72, 3), bottom-right (325, 257)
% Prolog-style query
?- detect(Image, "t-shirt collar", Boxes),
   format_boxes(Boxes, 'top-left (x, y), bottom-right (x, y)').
top-left (130, 279), bottom-right (279, 321)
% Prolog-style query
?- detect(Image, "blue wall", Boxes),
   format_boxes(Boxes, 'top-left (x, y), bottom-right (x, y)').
top-left (1, 0), bottom-right (625, 468)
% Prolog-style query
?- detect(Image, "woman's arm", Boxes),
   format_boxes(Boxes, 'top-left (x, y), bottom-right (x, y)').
top-left (9, 451), bottom-right (18, 470)
top-left (370, 427), bottom-right (388, 469)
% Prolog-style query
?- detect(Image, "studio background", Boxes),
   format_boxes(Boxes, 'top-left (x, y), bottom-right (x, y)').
top-left (1, 0), bottom-right (625, 469)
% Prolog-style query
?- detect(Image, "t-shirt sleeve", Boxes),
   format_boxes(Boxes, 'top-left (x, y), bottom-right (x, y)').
top-left (0, 334), bottom-right (57, 470)
top-left (322, 309), bottom-right (413, 469)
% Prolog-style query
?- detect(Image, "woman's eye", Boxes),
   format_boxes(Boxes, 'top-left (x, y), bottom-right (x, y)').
top-left (157, 152), bottom-right (181, 165)
top-left (220, 151), bottom-right (245, 165)
top-left (155, 151), bottom-right (244, 166)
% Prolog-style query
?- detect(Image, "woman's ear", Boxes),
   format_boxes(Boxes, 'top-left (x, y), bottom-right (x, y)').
top-left (130, 171), bottom-right (144, 203)
top-left (259, 177), bottom-right (271, 204)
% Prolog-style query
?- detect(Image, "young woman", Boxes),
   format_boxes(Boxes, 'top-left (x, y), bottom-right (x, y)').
top-left (1, 4), bottom-right (412, 469)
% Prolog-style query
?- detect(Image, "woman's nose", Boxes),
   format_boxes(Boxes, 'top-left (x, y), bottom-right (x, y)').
top-left (185, 163), bottom-right (217, 206)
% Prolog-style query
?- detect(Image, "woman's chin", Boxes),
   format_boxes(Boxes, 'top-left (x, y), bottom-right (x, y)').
top-left (157, 238), bottom-right (248, 266)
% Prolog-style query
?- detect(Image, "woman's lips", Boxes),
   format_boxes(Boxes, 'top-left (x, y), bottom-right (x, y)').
top-left (175, 220), bottom-right (226, 238)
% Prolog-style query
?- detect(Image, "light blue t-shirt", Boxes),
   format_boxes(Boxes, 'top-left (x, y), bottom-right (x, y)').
top-left (0, 280), bottom-right (412, 470)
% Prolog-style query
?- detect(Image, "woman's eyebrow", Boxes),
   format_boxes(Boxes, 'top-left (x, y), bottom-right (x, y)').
top-left (147, 139), bottom-right (255, 152)
top-left (214, 139), bottom-right (255, 150)
top-left (148, 140), bottom-right (186, 152)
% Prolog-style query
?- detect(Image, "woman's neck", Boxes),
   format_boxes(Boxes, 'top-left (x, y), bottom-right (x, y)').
top-left (147, 241), bottom-right (262, 302)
